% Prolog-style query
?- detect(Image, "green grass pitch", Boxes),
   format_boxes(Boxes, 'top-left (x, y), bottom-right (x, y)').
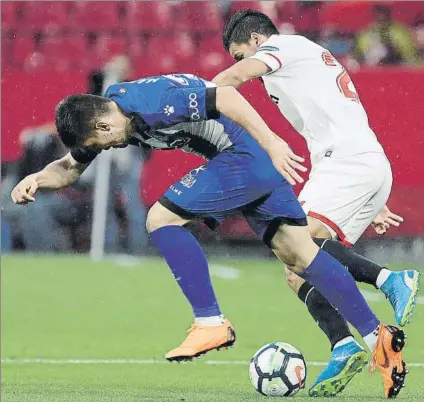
top-left (2, 254), bottom-right (424, 401)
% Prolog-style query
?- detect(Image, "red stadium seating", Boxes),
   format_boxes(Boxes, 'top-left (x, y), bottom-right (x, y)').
top-left (2, 31), bottom-right (15, 63)
top-left (66, 35), bottom-right (88, 62)
top-left (275, 2), bottom-right (301, 25)
top-left (128, 35), bottom-right (146, 58)
top-left (197, 37), bottom-right (231, 78)
top-left (175, 2), bottom-right (223, 32)
top-left (42, 36), bottom-right (75, 72)
top-left (2, 0), bottom-right (423, 75)
top-left (96, 34), bottom-right (128, 59)
top-left (392, 3), bottom-right (424, 25)
top-left (71, 2), bottom-right (121, 31)
top-left (229, 1), bottom-right (262, 13)
top-left (126, 2), bottom-right (173, 32)
top-left (1, 1), bottom-right (21, 30)
top-left (22, 2), bottom-right (70, 31)
top-left (145, 36), bottom-right (178, 74)
top-left (12, 37), bottom-right (35, 65)
top-left (321, 2), bottom-right (424, 32)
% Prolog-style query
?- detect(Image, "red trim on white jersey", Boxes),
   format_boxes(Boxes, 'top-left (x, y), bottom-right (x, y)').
top-left (265, 53), bottom-right (282, 70)
top-left (308, 211), bottom-right (353, 248)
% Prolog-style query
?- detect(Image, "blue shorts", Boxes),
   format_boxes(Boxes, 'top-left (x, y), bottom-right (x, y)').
top-left (160, 137), bottom-right (307, 247)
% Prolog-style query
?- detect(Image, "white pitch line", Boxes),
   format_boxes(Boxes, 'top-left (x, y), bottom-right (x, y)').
top-left (2, 358), bottom-right (424, 368)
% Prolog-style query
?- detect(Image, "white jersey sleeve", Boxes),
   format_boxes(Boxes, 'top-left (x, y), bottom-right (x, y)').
top-left (248, 35), bottom-right (298, 74)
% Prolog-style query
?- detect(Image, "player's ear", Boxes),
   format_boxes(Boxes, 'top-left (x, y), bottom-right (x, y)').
top-left (95, 122), bottom-right (110, 132)
top-left (251, 32), bottom-right (260, 46)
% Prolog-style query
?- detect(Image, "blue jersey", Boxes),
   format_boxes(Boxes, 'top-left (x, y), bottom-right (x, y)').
top-left (69, 74), bottom-right (307, 244)
top-left (71, 74), bottom-right (248, 163)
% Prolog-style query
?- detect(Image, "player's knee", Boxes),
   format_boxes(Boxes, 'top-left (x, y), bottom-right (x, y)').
top-left (146, 202), bottom-right (186, 233)
top-left (271, 225), bottom-right (320, 274)
top-left (285, 267), bottom-right (304, 293)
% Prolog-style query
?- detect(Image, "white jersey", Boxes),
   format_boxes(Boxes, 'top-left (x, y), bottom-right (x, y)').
top-left (249, 34), bottom-right (384, 165)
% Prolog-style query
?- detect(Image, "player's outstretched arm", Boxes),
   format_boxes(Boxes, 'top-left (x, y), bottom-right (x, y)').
top-left (212, 59), bottom-right (269, 88)
top-left (215, 86), bottom-right (306, 185)
top-left (11, 152), bottom-right (89, 205)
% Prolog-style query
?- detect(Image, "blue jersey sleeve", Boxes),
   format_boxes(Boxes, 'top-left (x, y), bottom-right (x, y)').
top-left (144, 86), bottom-right (219, 127)
top-left (105, 79), bottom-right (219, 128)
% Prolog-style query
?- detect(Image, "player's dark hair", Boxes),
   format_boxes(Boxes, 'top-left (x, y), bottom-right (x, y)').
top-left (222, 9), bottom-right (279, 51)
top-left (55, 94), bottom-right (111, 148)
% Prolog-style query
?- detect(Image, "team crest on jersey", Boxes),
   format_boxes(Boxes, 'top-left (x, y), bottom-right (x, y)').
top-left (163, 105), bottom-right (175, 116)
top-left (118, 87), bottom-right (127, 94)
top-left (180, 166), bottom-right (206, 188)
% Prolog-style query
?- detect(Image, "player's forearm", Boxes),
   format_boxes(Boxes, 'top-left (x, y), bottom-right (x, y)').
top-left (33, 154), bottom-right (86, 189)
top-left (215, 86), bottom-right (278, 151)
top-left (213, 59), bottom-right (269, 88)
top-left (213, 67), bottom-right (245, 88)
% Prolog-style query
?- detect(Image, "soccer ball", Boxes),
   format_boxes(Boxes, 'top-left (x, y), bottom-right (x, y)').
top-left (249, 342), bottom-right (307, 397)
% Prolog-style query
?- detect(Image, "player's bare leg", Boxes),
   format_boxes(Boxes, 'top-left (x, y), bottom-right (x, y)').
top-left (147, 202), bottom-right (235, 362)
top-left (271, 223), bottom-right (407, 398)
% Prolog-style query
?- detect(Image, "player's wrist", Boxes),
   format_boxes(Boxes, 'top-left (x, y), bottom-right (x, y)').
top-left (28, 173), bottom-right (43, 188)
top-left (262, 134), bottom-right (284, 152)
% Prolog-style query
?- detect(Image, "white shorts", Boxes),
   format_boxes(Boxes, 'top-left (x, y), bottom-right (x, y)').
top-left (298, 152), bottom-right (392, 246)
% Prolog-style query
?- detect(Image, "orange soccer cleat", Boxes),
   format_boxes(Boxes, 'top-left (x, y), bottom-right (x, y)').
top-left (165, 319), bottom-right (236, 362)
top-left (370, 324), bottom-right (408, 399)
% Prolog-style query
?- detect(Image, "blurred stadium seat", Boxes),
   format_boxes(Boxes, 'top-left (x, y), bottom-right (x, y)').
top-left (23, 1), bottom-right (70, 31)
top-left (11, 36), bottom-right (35, 65)
top-left (197, 36), bottom-right (230, 76)
top-left (229, 1), bottom-right (262, 13)
top-left (176, 2), bottom-right (223, 33)
top-left (71, 1), bottom-right (121, 31)
top-left (1, 1), bottom-right (21, 30)
top-left (126, 2), bottom-right (173, 32)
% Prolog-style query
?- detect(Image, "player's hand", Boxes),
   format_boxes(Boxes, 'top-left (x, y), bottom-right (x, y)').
top-left (372, 205), bottom-right (403, 235)
top-left (11, 177), bottom-right (38, 205)
top-left (266, 138), bottom-right (307, 185)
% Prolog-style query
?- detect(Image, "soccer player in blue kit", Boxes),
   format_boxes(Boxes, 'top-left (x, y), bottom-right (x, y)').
top-left (12, 74), bottom-right (407, 397)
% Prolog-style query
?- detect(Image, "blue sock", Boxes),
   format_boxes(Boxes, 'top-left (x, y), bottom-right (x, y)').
top-left (150, 225), bottom-right (221, 318)
top-left (299, 249), bottom-right (379, 337)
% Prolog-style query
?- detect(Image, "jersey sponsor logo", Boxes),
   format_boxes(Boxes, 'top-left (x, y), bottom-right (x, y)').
top-left (257, 45), bottom-right (279, 52)
top-left (169, 185), bottom-right (182, 196)
top-left (165, 74), bottom-right (190, 85)
top-left (189, 93), bottom-right (201, 121)
top-left (180, 166), bottom-right (206, 188)
top-left (163, 105), bottom-right (175, 116)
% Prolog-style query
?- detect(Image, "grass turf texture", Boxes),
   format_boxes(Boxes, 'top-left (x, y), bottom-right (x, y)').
top-left (2, 254), bottom-right (424, 401)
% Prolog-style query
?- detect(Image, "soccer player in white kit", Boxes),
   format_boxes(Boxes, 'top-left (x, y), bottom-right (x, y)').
top-left (213, 10), bottom-right (420, 398)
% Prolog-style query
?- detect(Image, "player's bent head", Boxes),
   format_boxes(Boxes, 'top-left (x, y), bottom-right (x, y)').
top-left (55, 94), bottom-right (113, 148)
top-left (222, 9), bottom-right (278, 57)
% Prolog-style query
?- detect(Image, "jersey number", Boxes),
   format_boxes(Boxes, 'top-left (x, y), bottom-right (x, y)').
top-left (322, 52), bottom-right (360, 103)
top-left (336, 69), bottom-right (360, 103)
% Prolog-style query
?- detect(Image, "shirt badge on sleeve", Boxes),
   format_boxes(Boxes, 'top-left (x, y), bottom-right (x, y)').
top-left (163, 105), bottom-right (175, 116)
